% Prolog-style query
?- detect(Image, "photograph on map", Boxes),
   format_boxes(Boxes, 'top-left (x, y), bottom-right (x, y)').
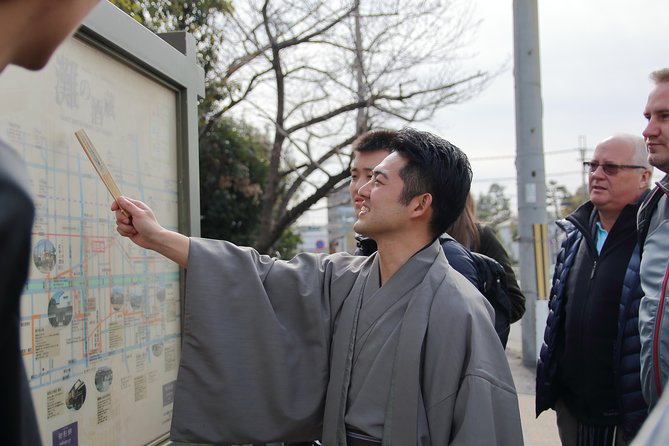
top-left (48, 291), bottom-right (73, 328)
top-left (33, 239), bottom-right (56, 274)
top-left (110, 287), bottom-right (124, 312)
top-left (66, 379), bottom-right (86, 411)
top-left (95, 366), bottom-right (113, 393)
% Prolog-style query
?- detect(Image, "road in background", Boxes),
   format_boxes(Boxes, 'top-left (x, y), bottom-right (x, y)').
top-left (507, 321), bottom-right (560, 446)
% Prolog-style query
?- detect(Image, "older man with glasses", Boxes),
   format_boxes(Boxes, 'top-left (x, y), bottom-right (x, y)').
top-left (536, 134), bottom-right (652, 445)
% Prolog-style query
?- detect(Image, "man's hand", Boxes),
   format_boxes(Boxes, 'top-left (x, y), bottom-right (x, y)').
top-left (112, 196), bottom-right (161, 250)
top-left (112, 196), bottom-right (189, 268)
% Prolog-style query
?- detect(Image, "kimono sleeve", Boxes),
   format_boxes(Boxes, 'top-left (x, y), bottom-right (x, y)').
top-left (170, 238), bottom-right (360, 444)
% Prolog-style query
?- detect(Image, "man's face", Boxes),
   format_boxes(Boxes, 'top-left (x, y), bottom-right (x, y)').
top-left (349, 149), bottom-right (390, 217)
top-left (353, 151), bottom-right (413, 238)
top-left (588, 139), bottom-right (649, 216)
top-left (643, 82), bottom-right (669, 173)
top-left (10, 0), bottom-right (99, 71)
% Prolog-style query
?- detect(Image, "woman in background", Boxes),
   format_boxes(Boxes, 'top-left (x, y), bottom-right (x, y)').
top-left (448, 193), bottom-right (526, 323)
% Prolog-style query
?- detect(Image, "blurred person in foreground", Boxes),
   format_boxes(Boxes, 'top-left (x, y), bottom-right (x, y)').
top-left (536, 134), bottom-right (652, 445)
top-left (113, 128), bottom-right (523, 445)
top-left (0, 1), bottom-right (101, 444)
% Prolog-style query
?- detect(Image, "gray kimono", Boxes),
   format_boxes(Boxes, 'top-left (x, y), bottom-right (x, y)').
top-left (170, 238), bottom-right (523, 445)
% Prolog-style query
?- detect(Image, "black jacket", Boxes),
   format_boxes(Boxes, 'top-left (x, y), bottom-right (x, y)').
top-left (477, 224), bottom-right (525, 323)
top-left (0, 141), bottom-right (41, 446)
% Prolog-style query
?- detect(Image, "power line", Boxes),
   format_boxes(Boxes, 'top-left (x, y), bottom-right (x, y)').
top-left (468, 146), bottom-right (591, 162)
top-left (472, 176), bottom-right (515, 183)
top-left (473, 170), bottom-right (583, 183)
top-left (468, 154), bottom-right (515, 161)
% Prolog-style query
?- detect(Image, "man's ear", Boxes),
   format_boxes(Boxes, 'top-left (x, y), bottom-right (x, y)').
top-left (410, 193), bottom-right (432, 217)
top-left (640, 169), bottom-right (652, 189)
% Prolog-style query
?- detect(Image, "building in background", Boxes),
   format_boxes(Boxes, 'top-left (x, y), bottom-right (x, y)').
top-left (296, 225), bottom-right (330, 254)
top-left (327, 184), bottom-right (357, 254)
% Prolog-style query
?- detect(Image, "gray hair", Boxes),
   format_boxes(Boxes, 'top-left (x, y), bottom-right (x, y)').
top-left (650, 68), bottom-right (669, 84)
top-left (605, 133), bottom-right (651, 168)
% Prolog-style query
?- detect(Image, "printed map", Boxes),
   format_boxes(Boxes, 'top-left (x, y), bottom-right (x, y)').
top-left (0, 36), bottom-right (182, 445)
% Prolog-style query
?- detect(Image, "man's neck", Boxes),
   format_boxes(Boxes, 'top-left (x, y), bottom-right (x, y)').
top-left (375, 232), bottom-right (432, 285)
top-left (597, 209), bottom-right (621, 232)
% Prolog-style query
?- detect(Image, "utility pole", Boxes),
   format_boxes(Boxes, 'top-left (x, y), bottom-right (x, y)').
top-left (579, 135), bottom-right (588, 195)
top-left (513, 0), bottom-right (549, 366)
top-left (353, 0), bottom-right (367, 136)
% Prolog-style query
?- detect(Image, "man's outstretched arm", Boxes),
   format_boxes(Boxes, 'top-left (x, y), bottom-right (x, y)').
top-left (112, 196), bottom-right (189, 268)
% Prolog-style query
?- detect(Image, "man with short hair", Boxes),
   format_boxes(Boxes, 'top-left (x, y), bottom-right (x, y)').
top-left (536, 134), bottom-right (652, 444)
top-left (113, 128), bottom-right (523, 445)
top-left (350, 129), bottom-right (480, 286)
top-left (638, 67), bottom-right (669, 410)
top-left (350, 129), bottom-right (516, 347)
top-left (0, 1), bottom-right (100, 444)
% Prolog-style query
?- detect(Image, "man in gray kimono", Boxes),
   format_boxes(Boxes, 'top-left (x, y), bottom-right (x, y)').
top-left (113, 128), bottom-right (523, 445)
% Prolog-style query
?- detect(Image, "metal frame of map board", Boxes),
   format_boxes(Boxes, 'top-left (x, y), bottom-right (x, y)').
top-left (73, 3), bottom-right (204, 443)
top-left (79, 1), bottom-right (204, 237)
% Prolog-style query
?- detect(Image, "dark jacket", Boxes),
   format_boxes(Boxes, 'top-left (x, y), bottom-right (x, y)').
top-left (536, 198), bottom-right (648, 442)
top-left (0, 141), bottom-right (41, 446)
top-left (477, 224), bottom-right (525, 323)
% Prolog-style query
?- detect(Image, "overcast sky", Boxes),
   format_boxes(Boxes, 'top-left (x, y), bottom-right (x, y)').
top-left (304, 0), bottom-right (669, 225)
top-left (421, 0), bottom-right (669, 203)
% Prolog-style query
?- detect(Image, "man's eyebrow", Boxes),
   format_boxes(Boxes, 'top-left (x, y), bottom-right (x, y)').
top-left (647, 107), bottom-right (669, 115)
top-left (372, 168), bottom-right (389, 179)
top-left (350, 166), bottom-right (374, 172)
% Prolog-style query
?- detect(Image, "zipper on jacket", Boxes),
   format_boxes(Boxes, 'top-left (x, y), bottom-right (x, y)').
top-left (653, 265), bottom-right (669, 397)
top-left (590, 260), bottom-right (598, 280)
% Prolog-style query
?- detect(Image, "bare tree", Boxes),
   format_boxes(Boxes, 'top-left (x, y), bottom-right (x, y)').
top-left (204, 0), bottom-right (494, 253)
top-left (476, 183), bottom-right (512, 228)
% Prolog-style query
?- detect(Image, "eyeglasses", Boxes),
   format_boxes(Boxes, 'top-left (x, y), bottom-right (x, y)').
top-left (583, 161), bottom-right (647, 176)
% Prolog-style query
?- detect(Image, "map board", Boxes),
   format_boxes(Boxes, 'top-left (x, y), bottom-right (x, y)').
top-left (0, 3), bottom-right (204, 445)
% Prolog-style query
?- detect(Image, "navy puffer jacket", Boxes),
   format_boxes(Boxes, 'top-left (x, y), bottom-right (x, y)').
top-left (536, 202), bottom-right (648, 442)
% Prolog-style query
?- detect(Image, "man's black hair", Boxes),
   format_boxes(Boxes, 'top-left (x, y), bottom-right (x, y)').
top-left (389, 127), bottom-right (472, 239)
top-left (351, 129), bottom-right (398, 154)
